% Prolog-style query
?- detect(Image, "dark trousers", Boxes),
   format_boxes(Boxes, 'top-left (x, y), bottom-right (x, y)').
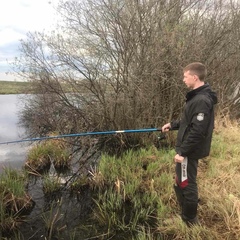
top-left (174, 157), bottom-right (199, 222)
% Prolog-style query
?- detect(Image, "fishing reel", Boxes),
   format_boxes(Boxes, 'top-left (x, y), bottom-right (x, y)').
top-left (155, 132), bottom-right (167, 149)
top-left (157, 133), bottom-right (166, 141)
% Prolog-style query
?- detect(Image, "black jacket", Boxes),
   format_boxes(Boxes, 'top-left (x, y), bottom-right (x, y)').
top-left (171, 83), bottom-right (217, 159)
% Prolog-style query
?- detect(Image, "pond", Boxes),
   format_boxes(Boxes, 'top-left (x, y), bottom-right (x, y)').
top-left (0, 94), bottom-right (29, 172)
top-left (0, 94), bottom-right (97, 239)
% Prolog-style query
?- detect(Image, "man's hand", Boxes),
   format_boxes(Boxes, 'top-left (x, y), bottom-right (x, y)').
top-left (174, 154), bottom-right (184, 163)
top-left (162, 123), bottom-right (171, 132)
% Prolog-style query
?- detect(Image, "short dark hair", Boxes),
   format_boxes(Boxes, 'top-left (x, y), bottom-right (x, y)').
top-left (183, 62), bottom-right (207, 81)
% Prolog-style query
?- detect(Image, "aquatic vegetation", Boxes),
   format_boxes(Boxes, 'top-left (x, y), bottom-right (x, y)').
top-left (25, 143), bottom-right (52, 174)
top-left (42, 174), bottom-right (62, 196)
top-left (25, 136), bottom-right (72, 175)
top-left (41, 199), bottom-right (64, 240)
top-left (89, 147), bottom-right (174, 238)
top-left (0, 168), bottom-right (34, 237)
top-left (70, 176), bottom-right (90, 195)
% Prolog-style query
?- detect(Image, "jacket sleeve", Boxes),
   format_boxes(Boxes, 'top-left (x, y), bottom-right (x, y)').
top-left (171, 120), bottom-right (180, 130)
top-left (177, 98), bottom-right (212, 157)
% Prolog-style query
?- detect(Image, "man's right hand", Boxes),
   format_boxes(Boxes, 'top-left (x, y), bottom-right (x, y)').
top-left (161, 123), bottom-right (171, 132)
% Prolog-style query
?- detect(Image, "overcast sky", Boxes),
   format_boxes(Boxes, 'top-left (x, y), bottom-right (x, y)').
top-left (0, 0), bottom-right (60, 81)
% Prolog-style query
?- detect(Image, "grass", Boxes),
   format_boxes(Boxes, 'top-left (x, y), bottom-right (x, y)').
top-left (89, 147), bottom-right (177, 238)
top-left (25, 143), bottom-right (52, 175)
top-left (0, 80), bottom-right (72, 94)
top-left (0, 168), bottom-right (34, 238)
top-left (87, 121), bottom-right (240, 239)
top-left (2, 119), bottom-right (240, 239)
top-left (41, 199), bottom-right (64, 240)
top-left (0, 81), bottom-right (31, 94)
top-left (42, 174), bottom-right (62, 195)
top-left (25, 136), bottom-right (72, 175)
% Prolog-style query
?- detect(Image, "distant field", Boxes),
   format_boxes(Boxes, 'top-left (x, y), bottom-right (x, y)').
top-left (0, 80), bottom-right (31, 94)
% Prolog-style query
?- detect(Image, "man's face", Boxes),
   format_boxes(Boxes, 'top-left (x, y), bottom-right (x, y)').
top-left (183, 70), bottom-right (197, 89)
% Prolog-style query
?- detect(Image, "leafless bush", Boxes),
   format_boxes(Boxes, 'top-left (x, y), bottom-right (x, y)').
top-left (14, 0), bottom-right (240, 152)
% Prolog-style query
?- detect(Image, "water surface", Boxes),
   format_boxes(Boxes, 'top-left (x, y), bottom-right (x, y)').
top-left (0, 94), bottom-right (29, 172)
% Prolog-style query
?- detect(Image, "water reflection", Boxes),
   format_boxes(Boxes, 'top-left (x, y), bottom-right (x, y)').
top-left (0, 94), bottom-right (29, 172)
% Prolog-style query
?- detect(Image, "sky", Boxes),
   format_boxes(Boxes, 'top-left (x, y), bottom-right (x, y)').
top-left (0, 0), bottom-right (60, 81)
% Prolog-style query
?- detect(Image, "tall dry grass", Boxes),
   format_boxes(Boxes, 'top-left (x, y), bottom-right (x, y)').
top-left (196, 118), bottom-right (240, 240)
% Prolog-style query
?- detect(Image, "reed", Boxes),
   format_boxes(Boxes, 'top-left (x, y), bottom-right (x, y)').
top-left (42, 174), bottom-right (62, 195)
top-left (25, 136), bottom-right (72, 174)
top-left (41, 199), bottom-right (64, 240)
top-left (90, 147), bottom-right (175, 238)
top-left (88, 123), bottom-right (240, 239)
top-left (0, 168), bottom-right (34, 237)
top-left (25, 143), bottom-right (52, 174)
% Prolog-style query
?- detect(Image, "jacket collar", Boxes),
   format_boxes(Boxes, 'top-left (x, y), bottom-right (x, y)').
top-left (186, 82), bottom-right (209, 101)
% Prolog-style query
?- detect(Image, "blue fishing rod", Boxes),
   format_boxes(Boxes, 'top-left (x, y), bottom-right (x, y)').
top-left (0, 128), bottom-right (162, 145)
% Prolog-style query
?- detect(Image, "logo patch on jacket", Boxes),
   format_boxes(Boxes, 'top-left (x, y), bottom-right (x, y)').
top-left (197, 113), bottom-right (204, 121)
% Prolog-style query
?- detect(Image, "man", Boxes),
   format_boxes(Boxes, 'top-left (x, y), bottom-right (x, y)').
top-left (162, 62), bottom-right (217, 226)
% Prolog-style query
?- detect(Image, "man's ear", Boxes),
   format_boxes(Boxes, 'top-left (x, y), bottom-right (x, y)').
top-left (193, 75), bottom-right (199, 81)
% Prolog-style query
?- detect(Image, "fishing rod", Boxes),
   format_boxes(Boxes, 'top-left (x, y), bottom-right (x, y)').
top-left (0, 128), bottom-right (162, 145)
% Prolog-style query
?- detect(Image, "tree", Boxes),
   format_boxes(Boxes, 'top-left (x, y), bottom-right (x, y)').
top-left (15, 0), bottom-right (240, 152)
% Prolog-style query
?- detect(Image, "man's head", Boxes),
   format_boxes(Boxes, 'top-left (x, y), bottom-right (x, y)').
top-left (183, 62), bottom-right (206, 89)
